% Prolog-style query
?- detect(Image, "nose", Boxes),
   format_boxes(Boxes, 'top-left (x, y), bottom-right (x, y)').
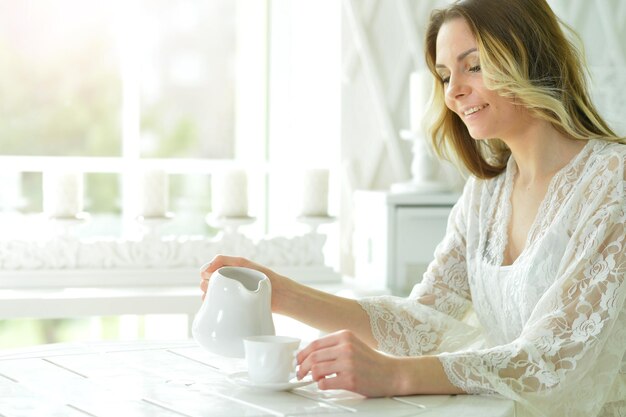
top-left (445, 75), bottom-right (470, 102)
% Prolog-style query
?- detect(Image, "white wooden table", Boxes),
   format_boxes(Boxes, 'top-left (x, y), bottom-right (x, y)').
top-left (0, 340), bottom-right (516, 417)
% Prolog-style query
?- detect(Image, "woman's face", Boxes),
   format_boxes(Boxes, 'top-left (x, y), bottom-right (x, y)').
top-left (435, 18), bottom-right (527, 141)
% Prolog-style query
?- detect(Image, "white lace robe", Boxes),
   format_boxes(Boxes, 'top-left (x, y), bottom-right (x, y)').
top-left (358, 139), bottom-right (626, 417)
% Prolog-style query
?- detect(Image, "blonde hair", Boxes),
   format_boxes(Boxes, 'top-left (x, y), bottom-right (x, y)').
top-left (424, 0), bottom-right (624, 179)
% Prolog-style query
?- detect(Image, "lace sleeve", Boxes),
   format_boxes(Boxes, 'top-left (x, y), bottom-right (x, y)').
top-left (439, 152), bottom-right (626, 417)
top-left (358, 179), bottom-right (480, 356)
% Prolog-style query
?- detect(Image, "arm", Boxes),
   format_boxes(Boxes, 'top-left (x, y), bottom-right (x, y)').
top-left (357, 178), bottom-right (478, 356)
top-left (297, 179), bottom-right (483, 395)
top-left (202, 176), bottom-right (478, 356)
top-left (201, 201), bottom-right (479, 396)
top-left (201, 178), bottom-right (479, 397)
top-left (277, 277), bottom-right (377, 346)
top-left (200, 256), bottom-right (377, 346)
top-left (296, 330), bottom-right (465, 396)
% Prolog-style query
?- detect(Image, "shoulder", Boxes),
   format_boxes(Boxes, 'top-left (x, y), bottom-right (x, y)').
top-left (584, 139), bottom-right (625, 193)
top-left (587, 139), bottom-right (626, 170)
top-left (570, 139), bottom-right (625, 225)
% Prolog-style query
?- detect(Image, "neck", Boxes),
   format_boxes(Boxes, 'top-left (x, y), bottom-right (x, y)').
top-left (499, 121), bottom-right (586, 187)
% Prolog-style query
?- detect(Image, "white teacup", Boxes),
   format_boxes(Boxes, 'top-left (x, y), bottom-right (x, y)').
top-left (244, 335), bottom-right (301, 384)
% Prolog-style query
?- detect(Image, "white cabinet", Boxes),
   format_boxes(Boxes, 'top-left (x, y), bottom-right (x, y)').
top-left (354, 191), bottom-right (459, 295)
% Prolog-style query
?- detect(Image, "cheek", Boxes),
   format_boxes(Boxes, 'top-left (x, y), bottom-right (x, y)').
top-left (443, 94), bottom-right (455, 112)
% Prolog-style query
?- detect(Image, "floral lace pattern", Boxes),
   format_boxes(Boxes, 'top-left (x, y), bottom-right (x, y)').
top-left (358, 140), bottom-right (626, 417)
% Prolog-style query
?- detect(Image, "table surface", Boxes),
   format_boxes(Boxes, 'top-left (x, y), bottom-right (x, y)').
top-left (0, 340), bottom-right (516, 417)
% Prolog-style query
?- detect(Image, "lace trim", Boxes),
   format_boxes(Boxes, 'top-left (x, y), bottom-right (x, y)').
top-left (526, 139), bottom-right (599, 245)
top-left (489, 139), bottom-right (598, 268)
top-left (358, 293), bottom-right (479, 356)
top-left (438, 354), bottom-right (497, 395)
top-left (357, 298), bottom-right (440, 356)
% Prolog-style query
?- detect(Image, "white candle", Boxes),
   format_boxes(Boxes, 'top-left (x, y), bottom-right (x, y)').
top-left (43, 171), bottom-right (83, 218)
top-left (300, 169), bottom-right (329, 217)
top-left (410, 70), bottom-right (433, 134)
top-left (212, 170), bottom-right (248, 218)
top-left (140, 170), bottom-right (169, 218)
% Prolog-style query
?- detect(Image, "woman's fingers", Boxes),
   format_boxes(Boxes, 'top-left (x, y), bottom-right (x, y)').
top-left (198, 255), bottom-right (274, 299)
top-left (317, 374), bottom-right (349, 391)
top-left (202, 255), bottom-right (247, 274)
top-left (299, 343), bottom-right (363, 393)
top-left (297, 345), bottom-right (337, 379)
top-left (199, 255), bottom-right (246, 285)
top-left (297, 333), bottom-right (340, 364)
top-left (297, 331), bottom-right (346, 369)
top-left (297, 330), bottom-right (355, 379)
top-left (200, 279), bottom-right (209, 298)
top-left (309, 357), bottom-right (343, 382)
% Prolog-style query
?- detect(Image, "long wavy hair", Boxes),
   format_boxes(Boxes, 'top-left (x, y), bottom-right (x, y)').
top-left (424, 0), bottom-right (624, 179)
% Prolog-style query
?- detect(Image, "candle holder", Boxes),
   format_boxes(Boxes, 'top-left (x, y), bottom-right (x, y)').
top-left (48, 212), bottom-right (91, 238)
top-left (206, 214), bottom-right (256, 234)
top-left (136, 212), bottom-right (174, 239)
top-left (391, 130), bottom-right (449, 194)
top-left (296, 215), bottom-right (337, 234)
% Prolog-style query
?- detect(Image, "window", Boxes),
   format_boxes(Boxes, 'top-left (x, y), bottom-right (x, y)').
top-left (0, 0), bottom-right (340, 348)
top-left (0, 0), bottom-right (268, 239)
top-left (0, 0), bottom-right (122, 157)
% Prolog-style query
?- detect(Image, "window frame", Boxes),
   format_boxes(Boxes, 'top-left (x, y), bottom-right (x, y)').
top-left (0, 0), bottom-right (271, 237)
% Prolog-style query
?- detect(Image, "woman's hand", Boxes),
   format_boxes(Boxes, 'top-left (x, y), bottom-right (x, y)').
top-left (296, 330), bottom-right (406, 397)
top-left (199, 255), bottom-right (288, 312)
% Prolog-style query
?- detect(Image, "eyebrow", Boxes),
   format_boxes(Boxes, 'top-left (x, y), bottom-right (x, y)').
top-left (435, 47), bottom-right (478, 69)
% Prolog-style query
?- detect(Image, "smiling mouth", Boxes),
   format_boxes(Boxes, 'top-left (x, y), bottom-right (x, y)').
top-left (463, 104), bottom-right (489, 116)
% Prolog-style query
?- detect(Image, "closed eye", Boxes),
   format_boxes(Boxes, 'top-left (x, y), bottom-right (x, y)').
top-left (469, 65), bottom-right (481, 73)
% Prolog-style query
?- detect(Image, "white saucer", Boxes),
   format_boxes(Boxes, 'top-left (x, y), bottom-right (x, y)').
top-left (228, 371), bottom-right (315, 391)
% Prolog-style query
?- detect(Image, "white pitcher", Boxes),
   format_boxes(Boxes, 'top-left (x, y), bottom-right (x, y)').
top-left (192, 266), bottom-right (275, 358)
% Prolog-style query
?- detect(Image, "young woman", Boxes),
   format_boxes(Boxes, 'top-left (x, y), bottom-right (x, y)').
top-left (201, 1), bottom-right (625, 416)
